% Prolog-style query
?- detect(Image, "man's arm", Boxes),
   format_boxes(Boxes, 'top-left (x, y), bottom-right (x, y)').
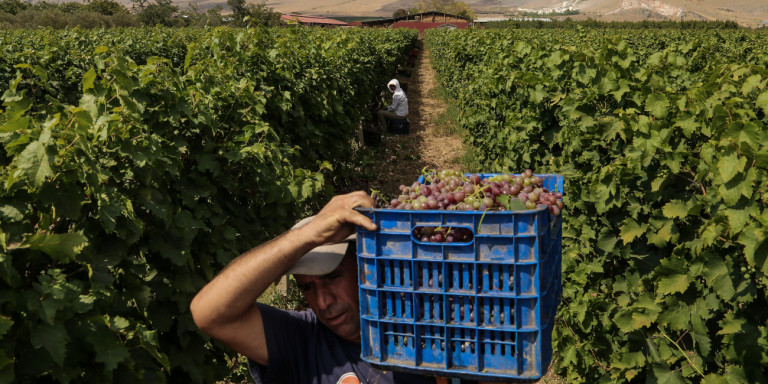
top-left (189, 191), bottom-right (376, 366)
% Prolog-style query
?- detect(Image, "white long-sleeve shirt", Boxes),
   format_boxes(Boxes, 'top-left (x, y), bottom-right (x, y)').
top-left (386, 79), bottom-right (408, 117)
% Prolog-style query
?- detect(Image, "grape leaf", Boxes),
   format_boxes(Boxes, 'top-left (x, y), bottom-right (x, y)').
top-left (620, 218), bottom-right (646, 244)
top-left (82, 68), bottom-right (96, 92)
top-left (21, 232), bottom-right (88, 262)
top-left (724, 206), bottom-right (752, 234)
top-left (652, 365), bottom-right (685, 384)
top-left (657, 273), bottom-right (690, 295)
top-left (702, 257), bottom-right (736, 301)
top-left (597, 228), bottom-right (618, 252)
top-left (740, 74), bottom-right (762, 96)
top-left (757, 91), bottom-right (768, 114)
top-left (86, 328), bottom-right (130, 371)
top-left (15, 140), bottom-right (54, 187)
top-left (0, 316), bottom-right (12, 338)
top-left (737, 225), bottom-right (768, 274)
top-left (662, 200), bottom-right (689, 219)
top-left (701, 374), bottom-right (728, 384)
top-left (717, 153), bottom-right (744, 183)
top-left (496, 195), bottom-right (527, 211)
top-left (30, 323), bottom-right (68, 365)
top-left (646, 93), bottom-right (670, 118)
top-left (718, 313), bottom-right (745, 335)
top-left (724, 122), bottom-right (761, 150)
top-left (0, 202), bottom-right (25, 221)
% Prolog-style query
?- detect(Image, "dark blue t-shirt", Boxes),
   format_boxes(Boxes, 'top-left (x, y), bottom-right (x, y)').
top-left (249, 303), bottom-right (435, 384)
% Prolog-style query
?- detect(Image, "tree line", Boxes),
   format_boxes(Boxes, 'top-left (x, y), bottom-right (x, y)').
top-left (0, 0), bottom-right (283, 29)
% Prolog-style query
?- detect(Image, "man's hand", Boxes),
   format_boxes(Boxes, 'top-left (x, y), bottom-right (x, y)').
top-left (298, 191), bottom-right (377, 246)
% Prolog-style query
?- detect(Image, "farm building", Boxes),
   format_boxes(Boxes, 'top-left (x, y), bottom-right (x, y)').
top-left (361, 11), bottom-right (472, 32)
top-left (281, 14), bottom-right (350, 28)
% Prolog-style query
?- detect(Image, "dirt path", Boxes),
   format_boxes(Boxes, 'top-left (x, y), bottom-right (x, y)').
top-left (352, 39), bottom-right (564, 384)
top-left (359, 37), bottom-right (466, 197)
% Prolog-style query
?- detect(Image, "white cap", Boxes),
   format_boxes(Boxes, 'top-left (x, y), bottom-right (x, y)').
top-left (286, 216), bottom-right (356, 275)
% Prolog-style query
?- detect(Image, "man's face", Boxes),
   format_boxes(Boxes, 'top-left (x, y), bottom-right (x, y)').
top-left (389, 84), bottom-right (396, 92)
top-left (295, 249), bottom-right (360, 343)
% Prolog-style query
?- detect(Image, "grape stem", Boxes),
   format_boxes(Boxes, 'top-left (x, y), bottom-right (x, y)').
top-left (659, 329), bottom-right (704, 377)
top-left (679, 169), bottom-right (706, 195)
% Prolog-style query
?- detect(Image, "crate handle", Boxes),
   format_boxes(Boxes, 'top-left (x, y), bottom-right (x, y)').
top-left (411, 225), bottom-right (474, 245)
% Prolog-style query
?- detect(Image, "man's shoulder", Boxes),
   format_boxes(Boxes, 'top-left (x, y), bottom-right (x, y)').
top-left (256, 303), bottom-right (317, 325)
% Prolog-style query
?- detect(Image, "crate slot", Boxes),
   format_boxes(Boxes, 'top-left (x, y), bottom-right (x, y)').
top-left (383, 290), bottom-right (413, 320)
top-left (447, 262), bottom-right (474, 292)
top-left (447, 295), bottom-right (475, 325)
top-left (449, 327), bottom-right (478, 370)
top-left (382, 323), bottom-right (415, 364)
top-left (479, 263), bottom-right (514, 294)
top-left (415, 261), bottom-right (443, 291)
top-left (478, 296), bottom-right (515, 328)
top-left (416, 293), bottom-right (444, 323)
top-left (480, 330), bottom-right (517, 374)
top-left (381, 259), bottom-right (413, 288)
top-left (417, 325), bottom-right (446, 368)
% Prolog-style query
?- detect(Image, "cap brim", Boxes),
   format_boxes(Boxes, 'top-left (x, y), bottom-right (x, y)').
top-left (286, 240), bottom-right (352, 275)
top-left (287, 215), bottom-right (356, 275)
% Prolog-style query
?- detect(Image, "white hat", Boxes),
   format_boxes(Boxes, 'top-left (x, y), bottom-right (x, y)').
top-left (286, 216), bottom-right (356, 275)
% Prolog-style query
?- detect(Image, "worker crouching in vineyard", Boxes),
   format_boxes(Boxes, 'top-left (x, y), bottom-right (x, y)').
top-left (190, 192), bottom-right (494, 384)
top-left (377, 79), bottom-right (409, 132)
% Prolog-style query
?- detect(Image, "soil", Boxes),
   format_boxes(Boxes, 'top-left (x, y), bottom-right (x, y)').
top-left (350, 37), bottom-right (466, 199)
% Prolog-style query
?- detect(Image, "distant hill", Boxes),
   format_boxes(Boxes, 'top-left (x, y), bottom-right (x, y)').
top-left (118, 0), bottom-right (768, 27)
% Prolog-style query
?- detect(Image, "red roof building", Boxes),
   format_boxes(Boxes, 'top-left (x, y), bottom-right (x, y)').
top-left (361, 11), bottom-right (471, 32)
top-left (281, 14), bottom-right (350, 28)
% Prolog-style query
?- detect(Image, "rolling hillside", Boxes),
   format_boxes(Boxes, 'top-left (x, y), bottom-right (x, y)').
top-left (134, 0), bottom-right (767, 26)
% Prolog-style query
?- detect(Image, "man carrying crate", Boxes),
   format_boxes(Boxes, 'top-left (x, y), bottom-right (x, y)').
top-left (190, 192), bottom-right (422, 383)
top-left (190, 192), bottom-right (495, 384)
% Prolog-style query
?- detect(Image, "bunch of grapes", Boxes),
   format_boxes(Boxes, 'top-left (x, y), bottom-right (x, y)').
top-left (412, 226), bottom-right (473, 243)
top-left (382, 169), bottom-right (565, 216)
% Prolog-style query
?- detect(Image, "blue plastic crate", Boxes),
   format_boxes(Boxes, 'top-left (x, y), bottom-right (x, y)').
top-left (389, 119), bottom-right (410, 134)
top-left (356, 174), bottom-right (563, 380)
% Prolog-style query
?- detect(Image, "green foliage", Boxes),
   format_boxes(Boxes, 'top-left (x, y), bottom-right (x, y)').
top-left (134, 0), bottom-right (179, 27)
top-left (0, 2), bottom-right (139, 28)
top-left (393, 8), bottom-right (408, 18)
top-left (414, 0), bottom-right (476, 21)
top-left (83, 0), bottom-right (129, 16)
top-left (226, 0), bottom-right (282, 27)
top-left (0, 0), bottom-right (27, 15)
top-left (426, 28), bottom-right (768, 382)
top-left (0, 26), bottom-right (417, 383)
